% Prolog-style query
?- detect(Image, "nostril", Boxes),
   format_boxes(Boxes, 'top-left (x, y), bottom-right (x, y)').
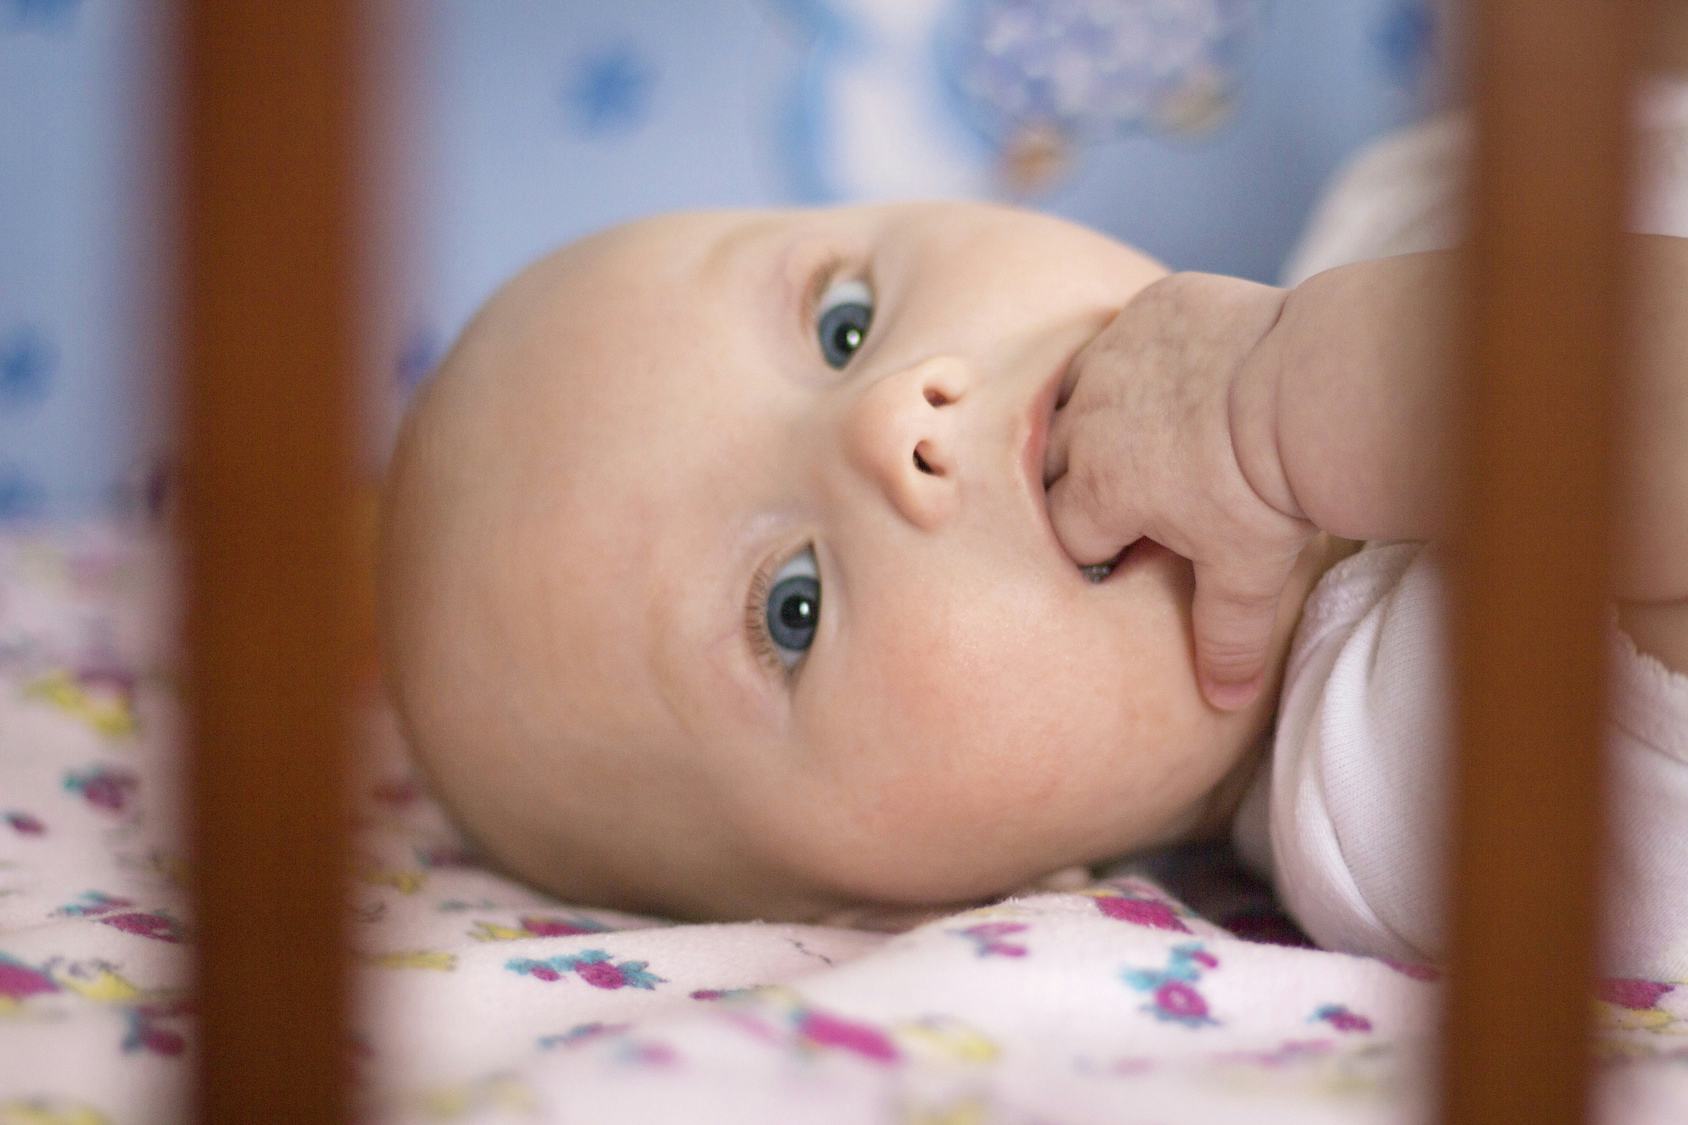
top-left (913, 444), bottom-right (940, 476)
top-left (924, 387), bottom-right (949, 407)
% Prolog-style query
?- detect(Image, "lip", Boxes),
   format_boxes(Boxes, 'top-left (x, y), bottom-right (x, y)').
top-left (1019, 357), bottom-right (1073, 565)
top-left (1018, 352), bottom-right (1172, 586)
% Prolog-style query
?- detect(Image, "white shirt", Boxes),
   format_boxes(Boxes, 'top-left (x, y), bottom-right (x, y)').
top-left (1231, 543), bottom-right (1688, 977)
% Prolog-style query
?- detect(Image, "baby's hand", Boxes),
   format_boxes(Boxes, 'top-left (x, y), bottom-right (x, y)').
top-left (1043, 272), bottom-right (1313, 711)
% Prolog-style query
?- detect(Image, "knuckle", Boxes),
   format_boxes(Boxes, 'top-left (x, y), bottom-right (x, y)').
top-left (1199, 630), bottom-right (1263, 663)
top-left (1198, 635), bottom-right (1265, 678)
top-left (1199, 573), bottom-right (1282, 614)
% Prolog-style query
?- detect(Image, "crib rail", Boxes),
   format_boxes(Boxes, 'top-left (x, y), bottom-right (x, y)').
top-left (1438, 2), bottom-right (1637, 1123)
top-left (181, 2), bottom-right (357, 1121)
top-left (175, 2), bottom-right (1637, 1121)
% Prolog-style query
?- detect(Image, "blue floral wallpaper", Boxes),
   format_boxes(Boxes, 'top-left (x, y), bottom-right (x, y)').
top-left (0, 0), bottom-right (1445, 522)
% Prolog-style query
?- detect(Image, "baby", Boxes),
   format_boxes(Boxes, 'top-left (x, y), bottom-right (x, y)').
top-left (378, 201), bottom-right (1688, 970)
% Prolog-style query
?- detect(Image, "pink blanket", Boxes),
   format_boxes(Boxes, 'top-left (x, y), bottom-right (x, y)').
top-left (2, 524), bottom-right (1683, 1123)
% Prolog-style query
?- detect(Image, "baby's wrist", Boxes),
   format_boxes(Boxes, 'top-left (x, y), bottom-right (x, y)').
top-left (1228, 289), bottom-right (1305, 523)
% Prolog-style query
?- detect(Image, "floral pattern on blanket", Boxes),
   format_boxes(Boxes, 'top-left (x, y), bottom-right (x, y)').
top-left (3, 524), bottom-right (1687, 1124)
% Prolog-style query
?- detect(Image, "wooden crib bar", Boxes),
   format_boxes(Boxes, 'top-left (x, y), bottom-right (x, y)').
top-left (181, 2), bottom-right (357, 1120)
top-left (1439, 1), bottom-right (1638, 1123)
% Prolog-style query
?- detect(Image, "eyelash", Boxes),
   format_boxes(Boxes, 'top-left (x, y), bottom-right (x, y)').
top-left (745, 547), bottom-right (807, 682)
top-left (803, 252), bottom-right (850, 337)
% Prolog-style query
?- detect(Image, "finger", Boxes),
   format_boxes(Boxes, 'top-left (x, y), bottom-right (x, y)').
top-left (1044, 461), bottom-right (1137, 567)
top-left (1189, 556), bottom-right (1297, 711)
top-left (1042, 405), bottom-right (1069, 486)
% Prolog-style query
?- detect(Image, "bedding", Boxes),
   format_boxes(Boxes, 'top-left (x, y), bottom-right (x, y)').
top-left (2, 523), bottom-right (1685, 1124)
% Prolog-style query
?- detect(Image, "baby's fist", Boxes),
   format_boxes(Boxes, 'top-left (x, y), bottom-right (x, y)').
top-left (1043, 272), bottom-right (1311, 711)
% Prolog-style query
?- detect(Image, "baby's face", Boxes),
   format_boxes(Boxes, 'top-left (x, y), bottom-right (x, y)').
top-left (384, 202), bottom-right (1325, 921)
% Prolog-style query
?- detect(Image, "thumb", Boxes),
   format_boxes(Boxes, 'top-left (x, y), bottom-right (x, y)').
top-left (1044, 468), bottom-right (1136, 568)
top-left (1189, 556), bottom-right (1294, 711)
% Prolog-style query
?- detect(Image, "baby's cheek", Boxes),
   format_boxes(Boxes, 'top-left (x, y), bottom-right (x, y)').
top-left (851, 657), bottom-right (1086, 844)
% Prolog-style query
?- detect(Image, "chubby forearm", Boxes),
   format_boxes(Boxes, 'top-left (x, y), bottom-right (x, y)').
top-left (1236, 240), bottom-right (1687, 602)
top-left (1233, 250), bottom-right (1460, 544)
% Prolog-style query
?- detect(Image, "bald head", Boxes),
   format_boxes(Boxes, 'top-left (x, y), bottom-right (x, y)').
top-left (377, 220), bottom-right (845, 921)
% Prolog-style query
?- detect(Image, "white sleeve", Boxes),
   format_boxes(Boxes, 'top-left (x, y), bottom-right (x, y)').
top-left (1234, 542), bottom-right (1454, 963)
top-left (1235, 542), bottom-right (1688, 978)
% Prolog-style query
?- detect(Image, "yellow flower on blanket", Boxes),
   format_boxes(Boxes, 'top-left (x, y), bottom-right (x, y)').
top-left (364, 950), bottom-right (457, 972)
top-left (358, 867), bottom-right (427, 894)
top-left (469, 921), bottom-right (528, 942)
top-left (23, 670), bottom-right (137, 738)
top-left (49, 960), bottom-right (142, 1004)
top-left (408, 1072), bottom-right (534, 1119)
top-left (2, 954), bottom-right (175, 1014)
top-left (896, 1095), bottom-right (990, 1125)
top-left (0, 1099), bottom-right (109, 1125)
top-left (891, 1015), bottom-right (999, 1064)
top-left (1593, 978), bottom-right (1685, 1033)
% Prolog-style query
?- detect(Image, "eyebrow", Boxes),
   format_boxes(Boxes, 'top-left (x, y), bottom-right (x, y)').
top-left (703, 214), bottom-right (803, 365)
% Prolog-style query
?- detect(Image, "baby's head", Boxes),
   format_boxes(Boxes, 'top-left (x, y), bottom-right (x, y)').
top-left (379, 201), bottom-right (1333, 922)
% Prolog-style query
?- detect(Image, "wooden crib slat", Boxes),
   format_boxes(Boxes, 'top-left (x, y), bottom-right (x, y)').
top-left (181, 3), bottom-right (356, 1120)
top-left (1440, 1), bottom-right (1638, 1122)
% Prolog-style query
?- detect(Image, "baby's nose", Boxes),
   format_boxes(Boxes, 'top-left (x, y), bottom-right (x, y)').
top-left (843, 354), bottom-right (973, 530)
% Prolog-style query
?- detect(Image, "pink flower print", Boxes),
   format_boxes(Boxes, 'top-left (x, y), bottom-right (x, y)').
top-left (576, 959), bottom-right (629, 989)
top-left (520, 914), bottom-right (609, 937)
top-left (1122, 942), bottom-right (1221, 1028)
top-left (62, 765), bottom-right (139, 813)
top-left (1312, 1004), bottom-right (1373, 1033)
top-left (952, 921), bottom-right (1029, 957)
top-left (1153, 981), bottom-right (1210, 1023)
top-left (98, 911), bottom-right (186, 943)
top-left (4, 811), bottom-right (44, 836)
top-left (797, 1009), bottom-right (900, 1065)
top-left (1598, 978), bottom-right (1676, 1010)
top-left (123, 1008), bottom-right (187, 1057)
top-left (1094, 893), bottom-right (1191, 933)
top-left (0, 954), bottom-right (59, 1002)
top-left (505, 950), bottom-right (665, 990)
top-left (58, 891), bottom-right (134, 917)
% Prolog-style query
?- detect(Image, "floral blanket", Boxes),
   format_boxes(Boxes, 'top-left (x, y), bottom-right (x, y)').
top-left (2, 524), bottom-right (1686, 1124)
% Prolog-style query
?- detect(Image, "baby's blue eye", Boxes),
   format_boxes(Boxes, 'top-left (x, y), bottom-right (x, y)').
top-left (764, 547), bottom-right (820, 668)
top-left (816, 278), bottom-right (873, 369)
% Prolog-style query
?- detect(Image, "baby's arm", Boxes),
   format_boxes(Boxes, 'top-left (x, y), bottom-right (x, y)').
top-left (1247, 240), bottom-right (1687, 604)
top-left (1044, 238), bottom-right (1688, 708)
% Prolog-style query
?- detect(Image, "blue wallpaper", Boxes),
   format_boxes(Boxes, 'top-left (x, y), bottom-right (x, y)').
top-left (0, 0), bottom-right (1445, 522)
